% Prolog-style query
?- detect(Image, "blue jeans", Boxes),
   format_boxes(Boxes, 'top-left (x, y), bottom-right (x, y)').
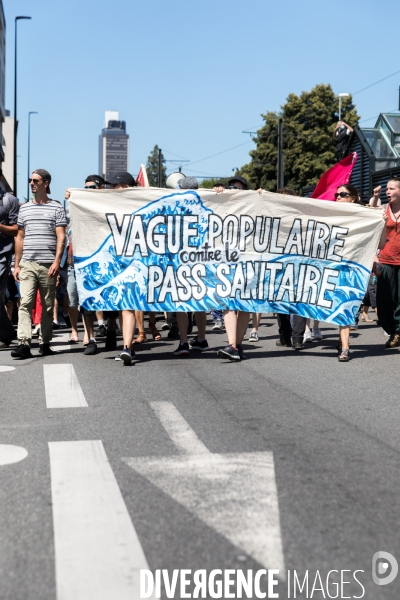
top-left (211, 309), bottom-right (223, 320)
top-left (67, 265), bottom-right (79, 308)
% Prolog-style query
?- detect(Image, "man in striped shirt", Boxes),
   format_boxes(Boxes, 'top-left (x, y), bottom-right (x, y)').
top-left (11, 169), bottom-right (67, 359)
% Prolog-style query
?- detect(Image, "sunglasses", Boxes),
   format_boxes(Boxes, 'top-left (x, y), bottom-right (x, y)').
top-left (228, 185), bottom-right (244, 190)
top-left (85, 185), bottom-right (98, 190)
top-left (334, 191), bottom-right (351, 198)
top-left (28, 178), bottom-right (42, 184)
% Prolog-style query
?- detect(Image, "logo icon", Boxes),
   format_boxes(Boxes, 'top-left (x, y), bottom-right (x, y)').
top-left (372, 551), bottom-right (398, 586)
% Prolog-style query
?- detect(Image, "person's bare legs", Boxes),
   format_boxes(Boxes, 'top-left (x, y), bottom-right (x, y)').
top-left (223, 310), bottom-right (238, 345)
top-left (135, 310), bottom-right (145, 333)
top-left (122, 310), bottom-right (136, 349)
top-left (339, 325), bottom-right (350, 349)
top-left (176, 313), bottom-right (189, 344)
top-left (222, 310), bottom-right (250, 359)
top-left (148, 312), bottom-right (161, 340)
top-left (83, 312), bottom-right (95, 340)
top-left (304, 318), bottom-right (311, 334)
top-left (237, 312), bottom-right (250, 344)
top-left (361, 306), bottom-right (374, 322)
top-left (133, 310), bottom-right (146, 342)
top-left (53, 295), bottom-right (59, 324)
top-left (82, 317), bottom-right (89, 345)
top-left (68, 306), bottom-right (79, 340)
top-left (251, 312), bottom-right (261, 333)
top-left (195, 312), bottom-right (207, 340)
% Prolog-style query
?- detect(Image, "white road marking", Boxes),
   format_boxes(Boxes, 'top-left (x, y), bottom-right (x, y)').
top-left (0, 366), bottom-right (15, 372)
top-left (124, 401), bottom-right (285, 573)
top-left (150, 400), bottom-right (210, 455)
top-left (49, 440), bottom-right (154, 600)
top-left (44, 364), bottom-right (88, 408)
top-left (0, 444), bottom-right (28, 465)
top-left (52, 330), bottom-right (71, 352)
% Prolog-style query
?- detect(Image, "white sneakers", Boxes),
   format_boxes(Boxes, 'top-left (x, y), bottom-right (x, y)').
top-left (303, 330), bottom-right (313, 343)
top-left (303, 327), bottom-right (323, 343)
top-left (312, 327), bottom-right (323, 340)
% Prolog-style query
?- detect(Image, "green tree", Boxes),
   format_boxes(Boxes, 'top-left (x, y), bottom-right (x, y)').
top-left (146, 144), bottom-right (167, 187)
top-left (240, 84), bottom-right (360, 193)
top-left (200, 177), bottom-right (231, 189)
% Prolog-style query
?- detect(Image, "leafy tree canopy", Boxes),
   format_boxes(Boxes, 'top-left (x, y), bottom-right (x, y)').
top-left (146, 144), bottom-right (167, 187)
top-left (239, 84), bottom-right (360, 193)
top-left (200, 177), bottom-right (231, 189)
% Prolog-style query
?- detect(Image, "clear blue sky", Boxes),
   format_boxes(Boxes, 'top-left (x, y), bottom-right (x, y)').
top-left (5, 0), bottom-right (400, 201)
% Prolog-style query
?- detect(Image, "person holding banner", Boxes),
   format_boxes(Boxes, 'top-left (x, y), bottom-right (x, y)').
top-left (108, 171), bottom-right (161, 362)
top-left (107, 172), bottom-right (139, 364)
top-left (65, 174), bottom-right (107, 354)
top-left (372, 178), bottom-right (400, 348)
top-left (172, 177), bottom-right (209, 356)
top-left (335, 183), bottom-right (386, 361)
top-left (217, 176), bottom-right (250, 361)
top-left (273, 188), bottom-right (308, 351)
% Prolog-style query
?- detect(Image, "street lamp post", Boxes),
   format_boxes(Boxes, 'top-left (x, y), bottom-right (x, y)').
top-left (338, 92), bottom-right (350, 121)
top-left (277, 117), bottom-right (284, 189)
top-left (14, 16), bottom-right (32, 197)
top-left (27, 111), bottom-right (38, 201)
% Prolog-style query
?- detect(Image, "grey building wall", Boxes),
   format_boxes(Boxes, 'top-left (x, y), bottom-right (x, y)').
top-left (98, 116), bottom-right (129, 180)
top-left (0, 1), bottom-right (6, 170)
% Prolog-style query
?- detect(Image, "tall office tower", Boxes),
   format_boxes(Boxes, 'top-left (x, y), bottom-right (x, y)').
top-left (98, 110), bottom-right (129, 180)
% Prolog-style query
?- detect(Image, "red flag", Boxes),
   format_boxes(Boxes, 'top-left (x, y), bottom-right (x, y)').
top-left (311, 152), bottom-right (358, 201)
top-left (136, 164), bottom-right (149, 187)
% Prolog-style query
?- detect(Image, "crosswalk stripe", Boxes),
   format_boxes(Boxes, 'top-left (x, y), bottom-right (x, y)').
top-left (49, 440), bottom-right (153, 600)
top-left (44, 364), bottom-right (88, 408)
top-left (52, 330), bottom-right (71, 352)
top-left (150, 400), bottom-right (210, 455)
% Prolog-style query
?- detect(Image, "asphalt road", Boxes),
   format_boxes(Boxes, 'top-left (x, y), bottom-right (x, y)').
top-left (0, 313), bottom-right (399, 600)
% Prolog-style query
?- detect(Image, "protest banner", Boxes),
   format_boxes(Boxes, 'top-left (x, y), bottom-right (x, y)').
top-left (68, 187), bottom-right (384, 325)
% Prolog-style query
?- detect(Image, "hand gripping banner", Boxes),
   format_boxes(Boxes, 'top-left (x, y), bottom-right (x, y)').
top-left (68, 188), bottom-right (384, 326)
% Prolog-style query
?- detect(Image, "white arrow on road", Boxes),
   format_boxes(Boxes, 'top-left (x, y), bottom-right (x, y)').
top-left (123, 401), bottom-right (285, 573)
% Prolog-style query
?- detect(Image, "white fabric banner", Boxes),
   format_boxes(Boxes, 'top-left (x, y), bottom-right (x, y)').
top-left (68, 187), bottom-right (384, 325)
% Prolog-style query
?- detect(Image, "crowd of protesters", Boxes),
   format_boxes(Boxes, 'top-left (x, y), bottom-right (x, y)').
top-left (0, 164), bottom-right (398, 365)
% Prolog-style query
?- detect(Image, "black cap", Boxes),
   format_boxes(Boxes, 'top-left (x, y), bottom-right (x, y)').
top-left (109, 172), bottom-right (136, 187)
top-left (228, 175), bottom-right (248, 189)
top-left (85, 174), bottom-right (105, 187)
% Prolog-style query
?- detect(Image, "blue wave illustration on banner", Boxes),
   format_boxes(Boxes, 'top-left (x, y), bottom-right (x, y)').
top-left (73, 190), bottom-right (370, 326)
